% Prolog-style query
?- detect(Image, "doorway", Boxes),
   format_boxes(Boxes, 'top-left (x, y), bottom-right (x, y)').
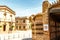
top-left (3, 25), bottom-right (6, 31)
top-left (49, 13), bottom-right (60, 40)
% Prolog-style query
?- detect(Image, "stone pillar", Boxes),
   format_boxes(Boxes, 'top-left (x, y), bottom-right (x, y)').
top-left (43, 11), bottom-right (50, 40)
top-left (57, 0), bottom-right (60, 1)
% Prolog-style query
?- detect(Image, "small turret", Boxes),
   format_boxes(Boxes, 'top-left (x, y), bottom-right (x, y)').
top-left (57, 0), bottom-right (60, 1)
top-left (45, 0), bottom-right (48, 1)
top-left (42, 0), bottom-right (50, 12)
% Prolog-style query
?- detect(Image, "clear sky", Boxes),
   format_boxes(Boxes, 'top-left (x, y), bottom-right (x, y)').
top-left (0, 0), bottom-right (56, 17)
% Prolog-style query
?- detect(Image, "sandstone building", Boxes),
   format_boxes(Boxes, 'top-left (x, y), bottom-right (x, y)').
top-left (0, 6), bottom-right (15, 33)
top-left (32, 0), bottom-right (60, 40)
top-left (46, 0), bottom-right (60, 40)
top-left (30, 13), bottom-right (43, 40)
top-left (43, 0), bottom-right (60, 40)
top-left (15, 17), bottom-right (31, 30)
top-left (32, 0), bottom-right (51, 40)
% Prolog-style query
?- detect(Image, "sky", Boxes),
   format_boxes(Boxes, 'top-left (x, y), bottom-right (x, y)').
top-left (0, 0), bottom-right (56, 17)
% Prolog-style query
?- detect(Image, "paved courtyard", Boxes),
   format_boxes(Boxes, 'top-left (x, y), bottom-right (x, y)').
top-left (0, 30), bottom-right (32, 40)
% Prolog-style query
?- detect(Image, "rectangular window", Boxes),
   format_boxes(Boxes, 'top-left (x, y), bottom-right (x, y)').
top-left (32, 32), bottom-right (34, 34)
top-left (36, 28), bottom-right (43, 30)
top-left (23, 26), bottom-right (25, 29)
top-left (19, 26), bottom-right (21, 30)
top-left (31, 24), bottom-right (34, 26)
top-left (16, 26), bottom-right (18, 30)
top-left (23, 20), bottom-right (25, 23)
top-left (16, 21), bottom-right (18, 23)
top-left (36, 24), bottom-right (43, 26)
top-left (36, 32), bottom-right (43, 34)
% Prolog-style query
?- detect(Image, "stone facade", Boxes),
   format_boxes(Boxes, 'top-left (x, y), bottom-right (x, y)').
top-left (32, 0), bottom-right (60, 40)
top-left (30, 13), bottom-right (43, 40)
top-left (32, 0), bottom-right (51, 40)
top-left (48, 0), bottom-right (60, 40)
top-left (15, 17), bottom-right (31, 30)
top-left (43, 0), bottom-right (60, 40)
top-left (0, 6), bottom-right (15, 34)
